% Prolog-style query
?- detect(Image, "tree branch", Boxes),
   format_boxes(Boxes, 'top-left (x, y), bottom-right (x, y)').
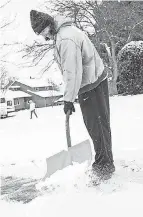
top-left (0, 0), bottom-right (11, 9)
top-left (127, 20), bottom-right (143, 43)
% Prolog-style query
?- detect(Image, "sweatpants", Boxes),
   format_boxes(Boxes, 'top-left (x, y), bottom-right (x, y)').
top-left (30, 109), bottom-right (38, 119)
top-left (78, 79), bottom-right (114, 166)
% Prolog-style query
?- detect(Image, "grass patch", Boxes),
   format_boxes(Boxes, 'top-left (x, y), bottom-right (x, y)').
top-left (1, 176), bottom-right (40, 204)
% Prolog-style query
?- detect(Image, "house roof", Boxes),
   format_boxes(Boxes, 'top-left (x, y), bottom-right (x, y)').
top-left (10, 86), bottom-right (21, 89)
top-left (5, 90), bottom-right (31, 99)
top-left (55, 96), bottom-right (64, 102)
top-left (28, 90), bottom-right (63, 98)
top-left (17, 78), bottom-right (52, 88)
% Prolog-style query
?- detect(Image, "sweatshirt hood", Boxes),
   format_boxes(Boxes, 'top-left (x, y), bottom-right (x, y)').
top-left (54, 15), bottom-right (74, 33)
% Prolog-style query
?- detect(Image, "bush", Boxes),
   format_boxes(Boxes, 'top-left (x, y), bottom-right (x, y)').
top-left (117, 41), bottom-right (143, 95)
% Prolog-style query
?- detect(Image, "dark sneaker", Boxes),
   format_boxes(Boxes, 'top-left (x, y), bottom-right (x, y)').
top-left (101, 163), bottom-right (115, 180)
top-left (86, 164), bottom-right (102, 186)
top-left (92, 162), bottom-right (115, 180)
top-left (92, 162), bottom-right (103, 177)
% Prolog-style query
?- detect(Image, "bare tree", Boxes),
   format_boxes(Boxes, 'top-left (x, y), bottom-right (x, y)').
top-left (0, 0), bottom-right (10, 9)
top-left (0, 65), bottom-right (16, 94)
top-left (21, 41), bottom-right (54, 69)
top-left (0, 66), bottom-right (8, 92)
top-left (0, 0), bottom-right (16, 30)
top-left (0, 0), bottom-right (17, 92)
top-left (46, 0), bottom-right (143, 95)
top-left (22, 0), bottom-right (143, 95)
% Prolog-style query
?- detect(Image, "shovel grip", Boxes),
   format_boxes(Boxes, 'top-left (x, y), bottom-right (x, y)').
top-left (66, 111), bottom-right (72, 148)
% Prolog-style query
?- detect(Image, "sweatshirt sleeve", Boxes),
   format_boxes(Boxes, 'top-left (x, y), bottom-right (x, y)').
top-left (58, 39), bottom-right (83, 102)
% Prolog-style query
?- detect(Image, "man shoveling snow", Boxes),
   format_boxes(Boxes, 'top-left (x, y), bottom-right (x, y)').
top-left (30, 10), bottom-right (115, 181)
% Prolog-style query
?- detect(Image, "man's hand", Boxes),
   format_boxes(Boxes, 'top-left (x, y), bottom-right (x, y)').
top-left (64, 101), bottom-right (75, 115)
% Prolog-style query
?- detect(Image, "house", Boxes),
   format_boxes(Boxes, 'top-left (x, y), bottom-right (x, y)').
top-left (11, 78), bottom-right (63, 108)
top-left (5, 88), bottom-right (31, 111)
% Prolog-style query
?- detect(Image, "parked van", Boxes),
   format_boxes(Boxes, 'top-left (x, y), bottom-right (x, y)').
top-left (0, 95), bottom-right (15, 118)
top-left (0, 97), bottom-right (8, 118)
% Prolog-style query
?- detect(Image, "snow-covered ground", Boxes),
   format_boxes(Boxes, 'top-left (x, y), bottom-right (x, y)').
top-left (1, 94), bottom-right (143, 217)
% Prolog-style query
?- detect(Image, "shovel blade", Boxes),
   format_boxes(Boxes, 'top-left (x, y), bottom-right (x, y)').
top-left (43, 150), bottom-right (72, 180)
top-left (43, 140), bottom-right (92, 181)
top-left (69, 139), bottom-right (92, 165)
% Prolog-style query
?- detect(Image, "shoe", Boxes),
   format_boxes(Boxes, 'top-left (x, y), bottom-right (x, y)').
top-left (102, 163), bottom-right (115, 174)
top-left (92, 162), bottom-right (115, 180)
top-left (101, 163), bottom-right (115, 180)
top-left (92, 162), bottom-right (103, 177)
top-left (85, 164), bottom-right (102, 186)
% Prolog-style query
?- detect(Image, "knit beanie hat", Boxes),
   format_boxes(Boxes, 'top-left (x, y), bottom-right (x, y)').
top-left (30, 10), bottom-right (54, 34)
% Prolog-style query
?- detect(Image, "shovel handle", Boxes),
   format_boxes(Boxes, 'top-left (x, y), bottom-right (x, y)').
top-left (66, 110), bottom-right (72, 148)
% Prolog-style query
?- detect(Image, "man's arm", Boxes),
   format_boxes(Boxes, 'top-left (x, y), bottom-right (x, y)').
top-left (58, 39), bottom-right (83, 102)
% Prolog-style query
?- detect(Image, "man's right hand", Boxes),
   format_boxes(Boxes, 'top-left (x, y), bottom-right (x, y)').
top-left (64, 101), bottom-right (75, 115)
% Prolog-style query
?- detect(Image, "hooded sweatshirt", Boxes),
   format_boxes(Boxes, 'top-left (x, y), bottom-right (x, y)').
top-left (54, 16), bottom-right (106, 102)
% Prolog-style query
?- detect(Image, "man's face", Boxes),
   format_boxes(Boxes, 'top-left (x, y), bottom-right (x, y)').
top-left (40, 26), bottom-right (54, 41)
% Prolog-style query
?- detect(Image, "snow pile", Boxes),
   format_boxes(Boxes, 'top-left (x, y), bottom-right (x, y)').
top-left (36, 161), bottom-right (90, 193)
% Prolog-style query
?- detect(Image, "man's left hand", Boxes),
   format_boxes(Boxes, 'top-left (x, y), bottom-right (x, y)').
top-left (64, 101), bottom-right (75, 115)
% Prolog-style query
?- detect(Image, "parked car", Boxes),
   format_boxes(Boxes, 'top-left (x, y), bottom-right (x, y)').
top-left (0, 97), bottom-right (8, 118)
top-left (0, 96), bottom-right (15, 118)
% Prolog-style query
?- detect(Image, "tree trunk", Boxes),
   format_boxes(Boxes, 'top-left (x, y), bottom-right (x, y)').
top-left (104, 42), bottom-right (118, 95)
top-left (110, 39), bottom-right (118, 95)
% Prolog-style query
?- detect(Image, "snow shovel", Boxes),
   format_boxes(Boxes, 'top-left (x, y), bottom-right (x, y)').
top-left (42, 111), bottom-right (92, 180)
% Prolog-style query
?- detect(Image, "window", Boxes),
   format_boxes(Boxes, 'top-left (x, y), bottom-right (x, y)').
top-left (7, 101), bottom-right (12, 106)
top-left (14, 98), bottom-right (20, 106)
top-left (0, 98), bottom-right (5, 103)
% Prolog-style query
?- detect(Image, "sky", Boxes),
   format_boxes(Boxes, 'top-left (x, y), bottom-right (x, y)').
top-left (0, 0), bottom-right (47, 43)
top-left (1, 0), bottom-right (102, 43)
top-left (0, 0), bottom-right (56, 78)
top-left (0, 0), bottom-right (103, 79)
